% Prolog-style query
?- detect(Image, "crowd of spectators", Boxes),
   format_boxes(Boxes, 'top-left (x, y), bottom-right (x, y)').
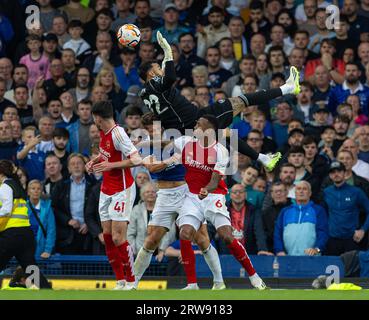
top-left (1, 0), bottom-right (369, 273)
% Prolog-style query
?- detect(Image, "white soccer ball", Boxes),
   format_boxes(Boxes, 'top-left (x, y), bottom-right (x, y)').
top-left (116, 24), bottom-right (141, 48)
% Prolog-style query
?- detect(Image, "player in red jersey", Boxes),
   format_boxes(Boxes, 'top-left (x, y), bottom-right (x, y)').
top-left (86, 101), bottom-right (142, 290)
top-left (175, 114), bottom-right (267, 290)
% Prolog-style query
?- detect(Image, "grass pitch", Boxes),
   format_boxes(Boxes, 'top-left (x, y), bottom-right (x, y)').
top-left (1, 289), bottom-right (369, 300)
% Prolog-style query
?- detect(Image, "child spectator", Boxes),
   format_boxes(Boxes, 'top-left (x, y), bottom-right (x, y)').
top-left (63, 20), bottom-right (92, 65)
top-left (16, 126), bottom-right (46, 181)
top-left (19, 35), bottom-right (51, 90)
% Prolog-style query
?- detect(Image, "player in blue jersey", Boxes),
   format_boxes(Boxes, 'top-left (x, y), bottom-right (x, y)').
top-left (133, 113), bottom-right (225, 290)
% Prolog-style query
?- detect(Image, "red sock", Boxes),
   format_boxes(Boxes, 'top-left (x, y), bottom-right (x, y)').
top-left (116, 241), bottom-right (135, 282)
top-left (103, 234), bottom-right (125, 281)
top-left (180, 239), bottom-right (197, 284)
top-left (227, 238), bottom-right (256, 276)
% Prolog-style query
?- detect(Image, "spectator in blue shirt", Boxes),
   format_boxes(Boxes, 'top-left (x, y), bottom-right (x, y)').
top-left (323, 161), bottom-right (369, 256)
top-left (274, 181), bottom-right (329, 256)
top-left (16, 126), bottom-right (46, 181)
top-left (328, 62), bottom-right (369, 116)
top-left (26, 180), bottom-right (56, 259)
top-left (272, 101), bottom-right (294, 148)
top-left (152, 4), bottom-right (189, 45)
top-left (0, 120), bottom-right (18, 161)
top-left (114, 47), bottom-right (141, 93)
top-left (233, 109), bottom-right (273, 140)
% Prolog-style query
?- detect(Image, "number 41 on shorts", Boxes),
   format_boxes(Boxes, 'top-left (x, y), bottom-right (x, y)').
top-left (114, 202), bottom-right (125, 213)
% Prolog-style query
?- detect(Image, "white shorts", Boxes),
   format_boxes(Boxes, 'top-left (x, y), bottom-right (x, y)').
top-left (99, 184), bottom-right (136, 222)
top-left (177, 192), bottom-right (231, 232)
top-left (148, 184), bottom-right (188, 230)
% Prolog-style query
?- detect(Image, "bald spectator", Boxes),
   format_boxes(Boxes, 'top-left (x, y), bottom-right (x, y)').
top-left (274, 181), bottom-right (328, 256)
top-left (341, 138), bottom-right (369, 180)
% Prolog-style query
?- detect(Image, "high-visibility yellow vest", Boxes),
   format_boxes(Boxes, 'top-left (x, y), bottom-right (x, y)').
top-left (0, 179), bottom-right (30, 233)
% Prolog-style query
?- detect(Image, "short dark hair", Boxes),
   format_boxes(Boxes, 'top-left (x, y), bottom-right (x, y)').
top-left (14, 84), bottom-right (28, 92)
top-left (333, 114), bottom-right (350, 124)
top-left (95, 8), bottom-right (114, 19)
top-left (279, 162), bottom-right (296, 171)
top-left (321, 125), bottom-right (335, 134)
top-left (53, 127), bottom-right (70, 139)
top-left (199, 114), bottom-right (219, 131)
top-left (179, 32), bottom-right (195, 42)
top-left (300, 80), bottom-right (313, 92)
top-left (68, 19), bottom-right (83, 29)
top-left (249, 0), bottom-right (264, 10)
top-left (294, 29), bottom-right (309, 38)
top-left (78, 99), bottom-right (93, 108)
top-left (315, 7), bottom-right (326, 17)
top-left (209, 6), bottom-right (224, 15)
top-left (92, 101), bottom-right (114, 119)
top-left (13, 64), bottom-right (28, 73)
top-left (126, 106), bottom-right (144, 117)
top-left (302, 135), bottom-right (317, 146)
top-left (138, 60), bottom-right (158, 81)
top-left (241, 54), bottom-right (257, 63)
top-left (248, 129), bottom-right (262, 137)
top-left (136, 17), bottom-right (153, 29)
top-left (288, 146), bottom-right (305, 156)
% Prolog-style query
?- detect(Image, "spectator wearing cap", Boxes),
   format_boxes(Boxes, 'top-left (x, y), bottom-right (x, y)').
top-left (38, 0), bottom-right (63, 32)
top-left (328, 62), bottom-right (369, 117)
top-left (272, 101), bottom-right (294, 148)
top-left (312, 65), bottom-right (331, 106)
top-left (322, 161), bottom-right (369, 255)
top-left (274, 181), bottom-right (328, 256)
top-left (42, 32), bottom-right (62, 61)
top-left (152, 4), bottom-right (189, 45)
top-left (305, 39), bottom-right (345, 85)
top-left (111, 0), bottom-right (137, 33)
top-left (244, 0), bottom-right (271, 43)
top-left (59, 0), bottom-right (95, 25)
top-left (259, 46), bottom-right (289, 90)
top-left (196, 6), bottom-right (230, 58)
top-left (63, 20), bottom-right (92, 66)
top-left (114, 47), bottom-right (141, 92)
top-left (19, 35), bottom-right (51, 90)
top-left (278, 127), bottom-right (305, 155)
top-left (68, 67), bottom-right (92, 103)
top-left (320, 149), bottom-right (369, 201)
top-left (47, 127), bottom-right (70, 178)
top-left (304, 104), bottom-right (330, 140)
top-left (67, 99), bottom-right (93, 155)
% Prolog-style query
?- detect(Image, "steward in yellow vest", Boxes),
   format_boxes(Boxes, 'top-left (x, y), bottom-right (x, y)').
top-left (0, 160), bottom-right (51, 289)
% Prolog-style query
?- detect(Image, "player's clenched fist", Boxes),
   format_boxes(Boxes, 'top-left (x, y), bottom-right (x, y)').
top-left (198, 188), bottom-right (209, 200)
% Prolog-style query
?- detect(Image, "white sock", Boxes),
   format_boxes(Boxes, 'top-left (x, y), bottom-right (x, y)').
top-left (249, 273), bottom-right (260, 281)
top-left (134, 247), bottom-right (154, 286)
top-left (203, 245), bottom-right (223, 284)
top-left (257, 153), bottom-right (270, 165)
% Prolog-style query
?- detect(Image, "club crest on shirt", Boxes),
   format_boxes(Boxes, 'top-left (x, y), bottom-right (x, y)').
top-left (106, 141), bottom-right (111, 149)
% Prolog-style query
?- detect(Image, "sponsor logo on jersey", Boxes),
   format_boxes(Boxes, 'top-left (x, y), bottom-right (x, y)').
top-left (188, 159), bottom-right (212, 172)
top-left (99, 147), bottom-right (111, 159)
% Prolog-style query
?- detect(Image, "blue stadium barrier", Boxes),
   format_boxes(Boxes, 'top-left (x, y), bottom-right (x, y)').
top-left (3, 254), bottom-right (345, 279)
